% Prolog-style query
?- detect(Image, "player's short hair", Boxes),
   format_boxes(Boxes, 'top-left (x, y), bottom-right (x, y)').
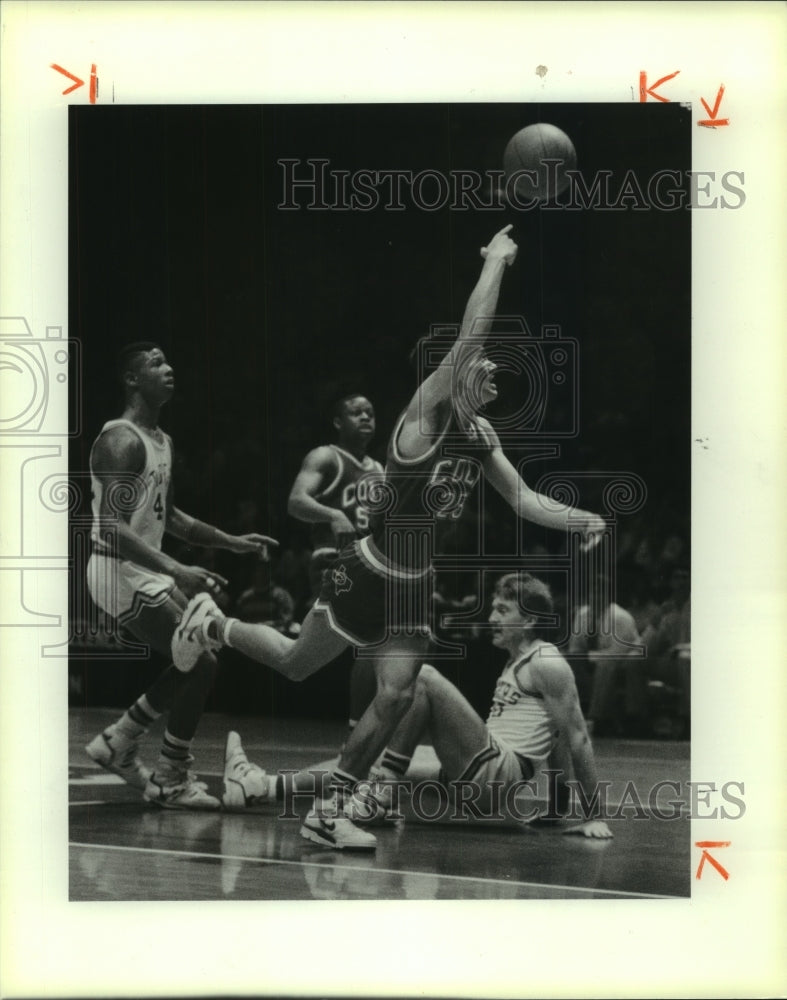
top-left (332, 393), bottom-right (370, 420)
top-left (494, 572), bottom-right (554, 636)
top-left (117, 341), bottom-right (162, 386)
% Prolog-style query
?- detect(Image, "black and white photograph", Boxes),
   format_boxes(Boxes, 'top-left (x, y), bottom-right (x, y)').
top-left (1, 3), bottom-right (785, 998)
top-left (67, 100), bottom-right (693, 901)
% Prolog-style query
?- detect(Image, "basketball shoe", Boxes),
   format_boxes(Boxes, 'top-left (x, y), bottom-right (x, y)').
top-left (222, 731), bottom-right (274, 809)
top-left (144, 768), bottom-right (221, 810)
top-left (171, 592), bottom-right (224, 672)
top-left (85, 725), bottom-right (151, 791)
top-left (343, 771), bottom-right (403, 827)
top-left (300, 800), bottom-right (377, 851)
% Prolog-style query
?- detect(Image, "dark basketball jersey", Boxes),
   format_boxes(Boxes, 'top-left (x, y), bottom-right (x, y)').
top-left (311, 445), bottom-right (384, 553)
top-left (364, 402), bottom-right (496, 569)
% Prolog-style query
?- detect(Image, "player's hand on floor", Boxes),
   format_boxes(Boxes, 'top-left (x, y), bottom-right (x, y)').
top-left (228, 533), bottom-right (279, 559)
top-left (175, 565), bottom-right (229, 599)
top-left (562, 819), bottom-right (613, 839)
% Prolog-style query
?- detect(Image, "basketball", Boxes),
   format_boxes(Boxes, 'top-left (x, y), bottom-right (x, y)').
top-left (502, 123), bottom-right (576, 204)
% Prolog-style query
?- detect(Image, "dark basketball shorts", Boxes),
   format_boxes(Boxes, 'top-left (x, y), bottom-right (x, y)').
top-left (312, 536), bottom-right (433, 647)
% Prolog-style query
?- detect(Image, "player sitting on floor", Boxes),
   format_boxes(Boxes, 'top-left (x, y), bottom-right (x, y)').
top-left (221, 572), bottom-right (612, 839)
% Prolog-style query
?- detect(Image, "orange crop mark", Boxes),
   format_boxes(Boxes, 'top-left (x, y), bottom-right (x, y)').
top-left (51, 63), bottom-right (84, 95)
top-left (698, 84), bottom-right (728, 127)
top-left (639, 70), bottom-right (680, 103)
top-left (695, 840), bottom-right (731, 881)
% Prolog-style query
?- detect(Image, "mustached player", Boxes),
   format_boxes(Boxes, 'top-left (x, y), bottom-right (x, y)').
top-left (175, 225), bottom-right (604, 848)
top-left (84, 342), bottom-right (276, 808)
top-left (287, 393), bottom-right (383, 736)
top-left (222, 572), bottom-right (613, 839)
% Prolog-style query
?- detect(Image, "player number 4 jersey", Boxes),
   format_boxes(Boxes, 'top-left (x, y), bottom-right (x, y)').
top-left (90, 418), bottom-right (172, 554)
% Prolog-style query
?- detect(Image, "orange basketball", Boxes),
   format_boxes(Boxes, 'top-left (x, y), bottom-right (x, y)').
top-left (503, 123), bottom-right (576, 204)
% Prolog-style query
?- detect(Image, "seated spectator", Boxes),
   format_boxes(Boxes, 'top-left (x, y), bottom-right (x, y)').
top-left (235, 561), bottom-right (299, 637)
top-left (618, 564), bottom-right (661, 636)
top-left (432, 572), bottom-right (478, 644)
top-left (643, 564), bottom-right (690, 723)
top-left (642, 564), bottom-right (690, 656)
top-left (566, 572), bottom-right (645, 736)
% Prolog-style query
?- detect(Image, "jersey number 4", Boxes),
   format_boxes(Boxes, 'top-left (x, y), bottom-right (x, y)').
top-left (153, 493), bottom-right (164, 521)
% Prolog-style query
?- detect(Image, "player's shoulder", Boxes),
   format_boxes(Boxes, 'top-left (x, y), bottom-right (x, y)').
top-left (302, 444), bottom-right (341, 469)
top-left (527, 642), bottom-right (573, 687)
top-left (92, 421), bottom-right (146, 470)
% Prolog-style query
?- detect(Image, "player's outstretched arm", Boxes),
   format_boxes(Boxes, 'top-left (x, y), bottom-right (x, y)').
top-left (532, 651), bottom-right (613, 839)
top-left (482, 441), bottom-right (604, 552)
top-left (287, 447), bottom-right (356, 549)
top-left (167, 506), bottom-right (277, 559)
top-left (411, 225), bottom-right (518, 419)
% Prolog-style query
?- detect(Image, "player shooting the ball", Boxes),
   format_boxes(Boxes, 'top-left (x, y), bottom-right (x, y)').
top-left (175, 224), bottom-right (606, 849)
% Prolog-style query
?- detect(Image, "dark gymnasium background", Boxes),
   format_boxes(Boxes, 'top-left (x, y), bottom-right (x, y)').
top-left (68, 103), bottom-right (690, 723)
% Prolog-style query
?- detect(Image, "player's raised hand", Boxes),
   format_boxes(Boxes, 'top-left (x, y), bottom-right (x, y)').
top-left (562, 819), bottom-right (613, 840)
top-left (480, 224), bottom-right (518, 266)
top-left (227, 533), bottom-right (279, 560)
top-left (174, 564), bottom-right (229, 599)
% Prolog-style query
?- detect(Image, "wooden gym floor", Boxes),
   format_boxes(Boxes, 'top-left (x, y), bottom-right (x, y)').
top-left (69, 708), bottom-right (691, 901)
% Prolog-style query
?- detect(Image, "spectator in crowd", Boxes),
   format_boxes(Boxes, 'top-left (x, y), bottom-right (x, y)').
top-left (566, 571), bottom-right (645, 736)
top-left (642, 564), bottom-right (690, 722)
top-left (235, 560), bottom-right (299, 638)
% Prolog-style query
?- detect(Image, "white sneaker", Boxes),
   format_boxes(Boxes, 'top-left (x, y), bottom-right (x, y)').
top-left (144, 771), bottom-right (221, 810)
top-left (344, 773), bottom-right (402, 826)
top-left (300, 805), bottom-right (377, 851)
top-left (171, 593), bottom-right (224, 672)
top-left (85, 726), bottom-right (151, 790)
top-left (222, 731), bottom-right (272, 809)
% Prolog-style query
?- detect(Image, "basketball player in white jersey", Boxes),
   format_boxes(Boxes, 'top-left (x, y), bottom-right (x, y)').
top-left (84, 341), bottom-right (275, 808)
top-left (287, 393), bottom-right (383, 735)
top-left (224, 572), bottom-right (611, 838)
top-left (176, 225), bottom-right (605, 849)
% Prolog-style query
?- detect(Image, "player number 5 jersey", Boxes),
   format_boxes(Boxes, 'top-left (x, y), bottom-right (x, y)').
top-left (311, 445), bottom-right (383, 551)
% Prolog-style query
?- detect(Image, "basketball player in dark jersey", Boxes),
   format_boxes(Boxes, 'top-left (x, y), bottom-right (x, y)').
top-left (176, 225), bottom-right (604, 849)
top-left (84, 342), bottom-right (276, 809)
top-left (287, 393), bottom-right (383, 732)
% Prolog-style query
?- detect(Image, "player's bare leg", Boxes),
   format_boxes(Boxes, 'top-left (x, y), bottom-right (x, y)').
top-left (86, 591), bottom-right (221, 808)
top-left (392, 663), bottom-right (491, 780)
top-left (177, 595), bottom-right (350, 681)
top-left (336, 635), bottom-right (429, 783)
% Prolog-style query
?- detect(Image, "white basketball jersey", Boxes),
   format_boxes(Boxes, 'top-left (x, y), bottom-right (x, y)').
top-left (486, 643), bottom-right (559, 761)
top-left (90, 418), bottom-right (172, 552)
